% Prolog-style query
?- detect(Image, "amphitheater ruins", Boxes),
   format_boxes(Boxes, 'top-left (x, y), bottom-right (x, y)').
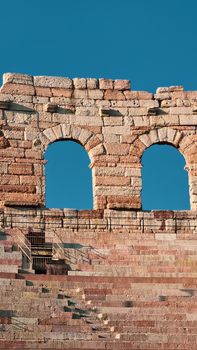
top-left (0, 72), bottom-right (197, 349)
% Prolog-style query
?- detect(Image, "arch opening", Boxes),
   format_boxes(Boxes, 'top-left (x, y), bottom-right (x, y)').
top-left (141, 144), bottom-right (190, 210)
top-left (45, 140), bottom-right (93, 210)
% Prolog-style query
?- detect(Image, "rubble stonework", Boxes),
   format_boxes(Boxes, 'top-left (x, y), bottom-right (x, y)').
top-left (0, 73), bottom-right (197, 210)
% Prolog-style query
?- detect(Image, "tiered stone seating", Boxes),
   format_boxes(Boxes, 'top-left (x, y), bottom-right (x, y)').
top-left (0, 214), bottom-right (197, 349)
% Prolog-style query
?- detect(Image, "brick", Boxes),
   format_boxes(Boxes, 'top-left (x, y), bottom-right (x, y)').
top-left (179, 115), bottom-right (197, 125)
top-left (0, 148), bottom-right (24, 158)
top-left (35, 87), bottom-right (52, 97)
top-left (128, 107), bottom-right (147, 116)
top-left (0, 175), bottom-right (20, 185)
top-left (3, 73), bottom-right (33, 85)
top-left (156, 86), bottom-right (184, 93)
top-left (95, 185), bottom-right (131, 196)
top-left (51, 88), bottom-right (72, 98)
top-left (73, 78), bottom-right (87, 89)
top-left (34, 76), bottom-right (73, 88)
top-left (138, 91), bottom-right (153, 99)
top-left (170, 107), bottom-right (192, 115)
top-left (0, 163), bottom-right (8, 174)
top-left (95, 176), bottom-right (130, 186)
top-left (0, 184), bottom-right (36, 193)
top-left (114, 80), bottom-right (130, 90)
top-left (4, 192), bottom-right (41, 205)
top-left (104, 90), bottom-right (125, 100)
top-left (0, 83), bottom-right (35, 96)
top-left (124, 90), bottom-right (139, 99)
top-left (8, 163), bottom-right (33, 175)
top-left (103, 126), bottom-right (129, 134)
top-left (73, 89), bottom-right (88, 99)
top-left (107, 195), bottom-right (141, 208)
top-left (25, 149), bottom-right (42, 159)
top-left (50, 96), bottom-right (71, 105)
top-left (88, 89), bottom-right (103, 100)
top-left (87, 78), bottom-right (98, 89)
top-left (3, 130), bottom-right (24, 141)
top-left (33, 96), bottom-right (49, 104)
top-left (99, 78), bottom-right (113, 90)
top-left (19, 175), bottom-right (41, 185)
top-left (94, 167), bottom-right (125, 177)
top-left (105, 143), bottom-right (130, 155)
top-left (150, 115), bottom-right (179, 126)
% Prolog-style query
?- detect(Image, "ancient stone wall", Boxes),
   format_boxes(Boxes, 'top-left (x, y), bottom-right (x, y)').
top-left (0, 73), bottom-right (197, 210)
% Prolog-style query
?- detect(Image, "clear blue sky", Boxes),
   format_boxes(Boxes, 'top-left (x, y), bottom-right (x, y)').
top-left (1, 0), bottom-right (195, 210)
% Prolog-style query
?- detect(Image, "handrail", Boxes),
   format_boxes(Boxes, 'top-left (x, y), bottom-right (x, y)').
top-left (8, 228), bottom-right (32, 264)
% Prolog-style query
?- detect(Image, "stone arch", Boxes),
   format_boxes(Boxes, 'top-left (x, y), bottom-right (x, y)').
top-left (33, 124), bottom-right (106, 209)
top-left (131, 127), bottom-right (197, 210)
top-left (45, 140), bottom-right (93, 210)
top-left (34, 124), bottom-right (105, 163)
top-left (131, 127), bottom-right (197, 162)
top-left (141, 143), bottom-right (190, 210)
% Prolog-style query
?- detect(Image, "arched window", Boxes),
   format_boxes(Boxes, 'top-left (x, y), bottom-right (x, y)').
top-left (45, 140), bottom-right (93, 209)
top-left (142, 144), bottom-right (190, 210)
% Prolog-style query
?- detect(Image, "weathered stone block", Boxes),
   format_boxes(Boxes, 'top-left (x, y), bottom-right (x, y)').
top-left (95, 185), bottom-right (131, 196)
top-left (170, 107), bottom-right (192, 115)
top-left (156, 86), bottom-right (184, 93)
top-left (105, 143), bottom-right (130, 155)
top-left (3, 73), bottom-right (33, 85)
top-left (88, 89), bottom-right (103, 100)
top-left (114, 80), bottom-right (130, 90)
top-left (73, 78), bottom-right (87, 89)
top-left (87, 78), bottom-right (98, 89)
top-left (95, 176), bottom-right (130, 186)
top-left (52, 125), bottom-right (63, 139)
top-left (51, 88), bottom-right (72, 98)
top-left (179, 115), bottom-right (197, 125)
top-left (35, 87), bottom-right (52, 97)
top-left (1, 83), bottom-right (35, 96)
top-left (99, 78), bottom-right (113, 90)
top-left (8, 164), bottom-right (33, 175)
top-left (34, 76), bottom-right (73, 89)
top-left (129, 107), bottom-right (147, 116)
top-left (0, 184), bottom-right (36, 193)
top-left (73, 89), bottom-right (88, 99)
top-left (104, 90), bottom-right (125, 100)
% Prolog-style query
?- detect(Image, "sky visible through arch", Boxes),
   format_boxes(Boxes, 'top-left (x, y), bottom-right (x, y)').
top-left (0, 0), bottom-right (196, 210)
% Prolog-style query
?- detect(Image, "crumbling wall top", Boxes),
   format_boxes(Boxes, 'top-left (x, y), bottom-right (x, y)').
top-left (0, 72), bottom-right (196, 211)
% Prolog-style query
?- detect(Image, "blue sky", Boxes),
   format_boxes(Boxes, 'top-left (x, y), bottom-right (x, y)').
top-left (1, 0), bottom-right (195, 210)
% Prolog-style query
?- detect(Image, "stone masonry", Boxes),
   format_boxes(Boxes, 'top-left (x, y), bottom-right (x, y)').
top-left (0, 73), bottom-right (197, 210)
top-left (0, 73), bottom-right (197, 349)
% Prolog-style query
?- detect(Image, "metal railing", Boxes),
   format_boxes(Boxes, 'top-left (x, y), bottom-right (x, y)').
top-left (8, 228), bottom-right (32, 264)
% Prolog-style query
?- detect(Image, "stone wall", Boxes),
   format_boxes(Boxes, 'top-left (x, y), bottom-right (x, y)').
top-left (0, 73), bottom-right (197, 210)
